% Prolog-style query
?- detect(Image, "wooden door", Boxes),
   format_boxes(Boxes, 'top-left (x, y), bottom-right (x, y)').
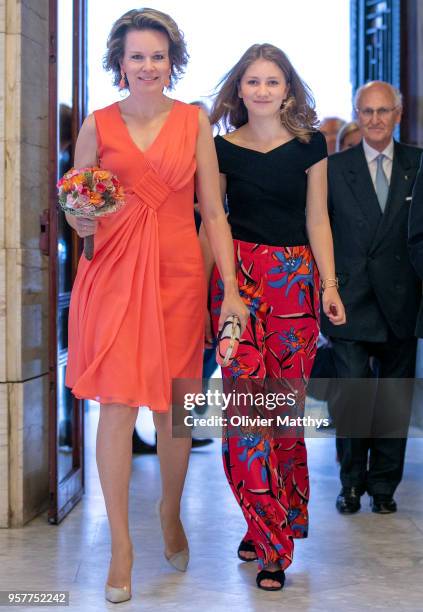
top-left (46, 0), bottom-right (87, 524)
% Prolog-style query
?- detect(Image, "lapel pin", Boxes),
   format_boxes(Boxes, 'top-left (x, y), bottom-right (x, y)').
top-left (404, 175), bottom-right (408, 180)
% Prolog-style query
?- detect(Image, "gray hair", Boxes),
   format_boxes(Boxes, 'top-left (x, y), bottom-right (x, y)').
top-left (354, 81), bottom-right (403, 113)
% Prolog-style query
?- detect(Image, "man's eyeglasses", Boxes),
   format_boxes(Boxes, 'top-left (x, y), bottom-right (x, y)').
top-left (356, 106), bottom-right (398, 119)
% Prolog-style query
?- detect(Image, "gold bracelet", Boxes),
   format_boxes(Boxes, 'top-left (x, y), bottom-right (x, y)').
top-left (321, 277), bottom-right (339, 290)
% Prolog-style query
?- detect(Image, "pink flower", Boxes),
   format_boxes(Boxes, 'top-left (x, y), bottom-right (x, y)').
top-left (57, 166), bottom-right (125, 218)
top-left (75, 184), bottom-right (90, 196)
top-left (65, 168), bottom-right (80, 179)
top-left (66, 193), bottom-right (76, 208)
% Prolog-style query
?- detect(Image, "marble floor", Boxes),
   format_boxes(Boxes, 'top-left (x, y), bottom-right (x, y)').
top-left (1, 403), bottom-right (423, 612)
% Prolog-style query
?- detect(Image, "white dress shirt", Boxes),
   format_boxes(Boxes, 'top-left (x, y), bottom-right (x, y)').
top-left (362, 138), bottom-right (394, 187)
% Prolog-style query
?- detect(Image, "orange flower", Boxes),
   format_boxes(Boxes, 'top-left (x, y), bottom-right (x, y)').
top-left (89, 192), bottom-right (103, 206)
top-left (61, 179), bottom-right (74, 192)
top-left (93, 170), bottom-right (112, 182)
top-left (115, 187), bottom-right (125, 200)
top-left (58, 167), bottom-right (124, 215)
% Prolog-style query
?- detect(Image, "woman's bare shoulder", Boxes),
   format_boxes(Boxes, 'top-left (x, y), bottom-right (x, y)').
top-left (222, 125), bottom-right (249, 147)
top-left (80, 113), bottom-right (97, 134)
top-left (74, 113), bottom-right (98, 166)
top-left (221, 128), bottom-right (244, 144)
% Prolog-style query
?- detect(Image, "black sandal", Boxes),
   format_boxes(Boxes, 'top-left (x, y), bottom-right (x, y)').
top-left (256, 568), bottom-right (285, 591)
top-left (237, 539), bottom-right (258, 562)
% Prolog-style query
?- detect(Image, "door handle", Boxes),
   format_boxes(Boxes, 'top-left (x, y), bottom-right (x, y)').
top-left (40, 209), bottom-right (50, 256)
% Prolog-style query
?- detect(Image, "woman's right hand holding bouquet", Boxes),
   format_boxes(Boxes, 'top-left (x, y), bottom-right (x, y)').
top-left (58, 167), bottom-right (124, 259)
top-left (74, 216), bottom-right (98, 239)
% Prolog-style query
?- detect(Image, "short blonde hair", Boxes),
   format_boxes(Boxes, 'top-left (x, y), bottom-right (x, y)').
top-left (103, 8), bottom-right (189, 90)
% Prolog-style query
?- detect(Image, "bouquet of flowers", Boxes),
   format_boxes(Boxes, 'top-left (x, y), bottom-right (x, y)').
top-left (57, 167), bottom-right (125, 260)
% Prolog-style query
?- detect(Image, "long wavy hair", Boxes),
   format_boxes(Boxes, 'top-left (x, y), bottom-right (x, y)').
top-left (210, 44), bottom-right (318, 143)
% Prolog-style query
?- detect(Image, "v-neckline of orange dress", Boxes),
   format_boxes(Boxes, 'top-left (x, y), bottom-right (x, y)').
top-left (115, 100), bottom-right (178, 158)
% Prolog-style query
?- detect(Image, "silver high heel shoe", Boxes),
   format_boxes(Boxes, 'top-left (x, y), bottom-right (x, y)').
top-left (105, 583), bottom-right (131, 604)
top-left (105, 550), bottom-right (133, 603)
top-left (164, 548), bottom-right (189, 572)
top-left (156, 500), bottom-right (190, 572)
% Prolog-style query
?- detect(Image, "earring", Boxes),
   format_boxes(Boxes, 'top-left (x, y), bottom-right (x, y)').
top-left (119, 71), bottom-right (126, 90)
top-left (280, 95), bottom-right (294, 114)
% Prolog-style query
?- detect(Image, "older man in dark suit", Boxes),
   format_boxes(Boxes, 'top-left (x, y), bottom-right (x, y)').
top-left (323, 81), bottom-right (422, 514)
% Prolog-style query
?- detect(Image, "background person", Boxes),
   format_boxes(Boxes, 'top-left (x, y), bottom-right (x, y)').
top-left (322, 81), bottom-right (423, 516)
top-left (320, 116), bottom-right (346, 155)
top-left (336, 120), bottom-right (362, 151)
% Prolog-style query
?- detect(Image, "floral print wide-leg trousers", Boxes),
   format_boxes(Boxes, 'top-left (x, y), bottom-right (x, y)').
top-left (210, 239), bottom-right (320, 570)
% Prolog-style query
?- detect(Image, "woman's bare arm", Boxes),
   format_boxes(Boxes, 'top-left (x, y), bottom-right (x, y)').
top-left (195, 110), bottom-right (248, 331)
top-left (198, 172), bottom-right (226, 287)
top-left (64, 113), bottom-right (98, 237)
top-left (306, 158), bottom-right (345, 325)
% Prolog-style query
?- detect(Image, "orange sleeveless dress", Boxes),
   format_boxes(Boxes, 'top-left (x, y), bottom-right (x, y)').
top-left (65, 101), bottom-right (206, 411)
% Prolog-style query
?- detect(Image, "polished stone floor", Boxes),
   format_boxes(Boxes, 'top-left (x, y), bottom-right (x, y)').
top-left (1, 403), bottom-right (423, 612)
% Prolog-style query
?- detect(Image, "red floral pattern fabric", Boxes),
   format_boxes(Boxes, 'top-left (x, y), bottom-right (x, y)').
top-left (211, 239), bottom-right (320, 570)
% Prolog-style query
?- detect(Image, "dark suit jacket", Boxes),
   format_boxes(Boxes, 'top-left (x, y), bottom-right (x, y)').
top-left (322, 140), bottom-right (423, 342)
top-left (408, 153), bottom-right (423, 337)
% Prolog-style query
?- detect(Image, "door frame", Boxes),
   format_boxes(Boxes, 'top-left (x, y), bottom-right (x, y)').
top-left (47, 0), bottom-right (87, 524)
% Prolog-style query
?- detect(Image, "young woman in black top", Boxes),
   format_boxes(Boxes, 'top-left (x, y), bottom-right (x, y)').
top-left (201, 44), bottom-right (345, 591)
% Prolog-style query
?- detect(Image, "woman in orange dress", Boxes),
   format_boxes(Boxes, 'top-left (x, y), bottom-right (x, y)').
top-left (65, 8), bottom-right (248, 603)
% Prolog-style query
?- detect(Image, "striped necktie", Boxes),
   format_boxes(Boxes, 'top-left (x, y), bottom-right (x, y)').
top-left (375, 154), bottom-right (389, 212)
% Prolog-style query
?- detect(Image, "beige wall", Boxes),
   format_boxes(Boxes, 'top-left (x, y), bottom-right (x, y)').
top-left (0, 0), bottom-right (49, 528)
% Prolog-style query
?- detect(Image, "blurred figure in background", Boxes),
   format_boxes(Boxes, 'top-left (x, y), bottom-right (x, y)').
top-left (320, 116), bottom-right (346, 155)
top-left (336, 120), bottom-right (362, 152)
